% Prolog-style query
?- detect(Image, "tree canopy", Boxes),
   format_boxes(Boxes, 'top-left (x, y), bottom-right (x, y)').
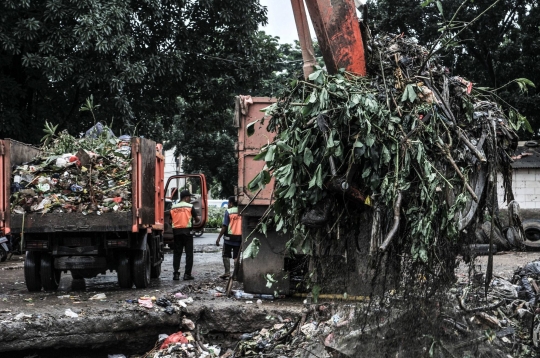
top-left (0, 0), bottom-right (286, 197)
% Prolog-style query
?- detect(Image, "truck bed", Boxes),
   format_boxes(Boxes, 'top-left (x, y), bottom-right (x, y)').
top-left (1, 137), bottom-right (163, 235)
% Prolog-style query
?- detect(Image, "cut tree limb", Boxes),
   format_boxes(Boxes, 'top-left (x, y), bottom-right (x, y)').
top-left (379, 191), bottom-right (403, 252)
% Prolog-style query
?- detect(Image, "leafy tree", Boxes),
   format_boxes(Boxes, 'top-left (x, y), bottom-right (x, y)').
top-left (0, 0), bottom-right (280, 141)
top-left (368, 0), bottom-right (539, 136)
top-left (169, 37), bottom-right (323, 198)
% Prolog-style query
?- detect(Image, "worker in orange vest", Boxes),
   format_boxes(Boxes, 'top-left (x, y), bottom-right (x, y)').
top-left (216, 196), bottom-right (242, 280)
top-left (170, 190), bottom-right (200, 281)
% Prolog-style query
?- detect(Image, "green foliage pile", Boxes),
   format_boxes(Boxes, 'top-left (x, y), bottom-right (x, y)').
top-left (246, 33), bottom-right (528, 286)
top-left (369, 0), bottom-right (540, 138)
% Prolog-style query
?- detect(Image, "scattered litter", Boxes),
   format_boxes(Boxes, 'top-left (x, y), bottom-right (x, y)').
top-left (89, 293), bottom-right (107, 300)
top-left (14, 313), bottom-right (31, 320)
top-left (138, 298), bottom-right (153, 309)
top-left (181, 317), bottom-right (195, 331)
top-left (64, 309), bottom-right (78, 318)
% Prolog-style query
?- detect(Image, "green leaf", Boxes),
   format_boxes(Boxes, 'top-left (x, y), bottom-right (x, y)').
top-left (515, 78), bottom-right (536, 93)
top-left (276, 140), bottom-right (293, 152)
top-left (421, 0), bottom-right (434, 7)
top-left (265, 273), bottom-right (278, 288)
top-left (284, 183), bottom-right (296, 199)
top-left (304, 147), bottom-right (314, 166)
top-left (382, 145), bottom-right (391, 164)
top-left (246, 120), bottom-right (258, 137)
top-left (265, 145), bottom-right (275, 162)
top-left (276, 217), bottom-right (284, 231)
top-left (436, 1), bottom-right (443, 15)
top-left (365, 133), bottom-right (375, 147)
top-left (308, 69), bottom-right (322, 81)
top-left (401, 84), bottom-right (417, 103)
top-left (309, 164), bottom-right (323, 189)
top-left (253, 149), bottom-right (268, 161)
top-left (362, 166), bottom-right (371, 178)
top-left (243, 238), bottom-right (261, 260)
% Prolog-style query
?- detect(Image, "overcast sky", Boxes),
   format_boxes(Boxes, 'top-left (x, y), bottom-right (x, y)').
top-left (259, 0), bottom-right (314, 44)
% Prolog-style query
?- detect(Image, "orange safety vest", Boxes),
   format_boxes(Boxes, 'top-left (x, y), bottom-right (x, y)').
top-left (171, 201), bottom-right (193, 229)
top-left (227, 207), bottom-right (242, 236)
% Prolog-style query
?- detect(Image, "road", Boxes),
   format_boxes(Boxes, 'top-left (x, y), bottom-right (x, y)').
top-left (0, 233), bottom-right (226, 298)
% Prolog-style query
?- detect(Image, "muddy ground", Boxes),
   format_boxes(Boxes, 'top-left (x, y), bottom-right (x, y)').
top-left (0, 243), bottom-right (539, 357)
top-left (0, 238), bottom-right (303, 357)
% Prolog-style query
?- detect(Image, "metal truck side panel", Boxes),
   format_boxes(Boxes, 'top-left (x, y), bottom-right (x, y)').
top-left (137, 138), bottom-right (157, 227)
top-left (236, 97), bottom-right (277, 207)
top-left (11, 212), bottom-right (132, 233)
top-left (240, 205), bottom-right (290, 295)
top-left (154, 144), bottom-right (165, 229)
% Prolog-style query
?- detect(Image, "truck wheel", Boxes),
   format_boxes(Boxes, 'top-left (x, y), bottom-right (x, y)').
top-left (117, 252), bottom-right (133, 288)
top-left (151, 262), bottom-right (162, 279)
top-left (71, 270), bottom-right (84, 279)
top-left (24, 251), bottom-right (42, 292)
top-left (132, 244), bottom-right (151, 288)
top-left (151, 233), bottom-right (163, 279)
top-left (41, 253), bottom-right (61, 291)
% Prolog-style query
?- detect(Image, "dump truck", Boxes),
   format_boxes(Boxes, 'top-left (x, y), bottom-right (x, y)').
top-left (234, 0), bottom-right (369, 296)
top-left (0, 138), bottom-right (208, 291)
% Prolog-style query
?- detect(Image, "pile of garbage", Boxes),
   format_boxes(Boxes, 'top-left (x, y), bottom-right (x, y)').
top-left (247, 33), bottom-right (529, 285)
top-left (10, 124), bottom-right (133, 215)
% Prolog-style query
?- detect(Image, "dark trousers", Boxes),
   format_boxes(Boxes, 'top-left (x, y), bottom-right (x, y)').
top-left (173, 233), bottom-right (193, 275)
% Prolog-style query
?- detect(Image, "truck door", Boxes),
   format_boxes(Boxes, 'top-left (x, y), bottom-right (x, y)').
top-left (164, 174), bottom-right (208, 243)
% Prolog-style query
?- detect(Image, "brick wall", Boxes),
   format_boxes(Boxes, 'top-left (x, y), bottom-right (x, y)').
top-left (498, 169), bottom-right (540, 209)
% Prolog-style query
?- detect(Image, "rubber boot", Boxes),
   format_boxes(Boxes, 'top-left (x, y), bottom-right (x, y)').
top-left (173, 271), bottom-right (180, 281)
top-left (220, 257), bottom-right (230, 279)
top-left (232, 260), bottom-right (239, 281)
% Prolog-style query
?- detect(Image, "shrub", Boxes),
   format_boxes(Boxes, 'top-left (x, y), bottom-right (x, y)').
top-left (207, 207), bottom-right (226, 228)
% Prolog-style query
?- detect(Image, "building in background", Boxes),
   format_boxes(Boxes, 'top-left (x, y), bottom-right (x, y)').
top-left (499, 141), bottom-right (540, 211)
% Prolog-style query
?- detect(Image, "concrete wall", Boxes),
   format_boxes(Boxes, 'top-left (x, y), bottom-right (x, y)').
top-left (498, 169), bottom-right (540, 210)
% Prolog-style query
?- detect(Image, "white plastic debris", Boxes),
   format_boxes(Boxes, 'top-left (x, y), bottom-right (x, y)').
top-left (89, 293), bottom-right (107, 300)
top-left (65, 309), bottom-right (79, 318)
top-left (14, 313), bottom-right (32, 320)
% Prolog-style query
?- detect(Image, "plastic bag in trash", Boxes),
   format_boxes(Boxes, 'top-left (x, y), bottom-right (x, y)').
top-left (490, 278), bottom-right (518, 299)
top-left (85, 122), bottom-right (115, 138)
top-left (520, 261), bottom-right (540, 276)
top-left (160, 331), bottom-right (188, 350)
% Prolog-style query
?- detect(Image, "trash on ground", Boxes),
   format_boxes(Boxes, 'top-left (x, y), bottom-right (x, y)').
top-left (64, 309), bottom-right (79, 318)
top-left (89, 293), bottom-right (107, 300)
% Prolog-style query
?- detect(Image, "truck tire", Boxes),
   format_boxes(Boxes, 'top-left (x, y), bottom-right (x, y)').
top-left (24, 251), bottom-right (42, 292)
top-left (41, 253), bottom-right (61, 291)
top-left (151, 262), bottom-right (162, 279)
top-left (150, 233), bottom-right (163, 279)
top-left (522, 220), bottom-right (540, 249)
top-left (71, 270), bottom-right (84, 279)
top-left (117, 252), bottom-right (133, 288)
top-left (132, 244), bottom-right (151, 288)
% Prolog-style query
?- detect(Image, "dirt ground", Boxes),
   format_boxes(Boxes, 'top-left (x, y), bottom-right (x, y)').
top-left (0, 244), bottom-right (224, 310)
top-left (1, 247), bottom-right (539, 357)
